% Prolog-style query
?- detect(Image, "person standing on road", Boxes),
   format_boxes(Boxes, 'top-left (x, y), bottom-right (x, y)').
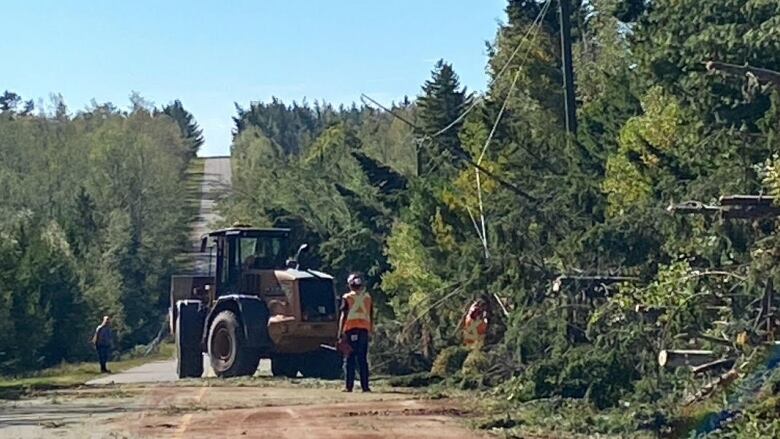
top-left (338, 273), bottom-right (373, 392)
top-left (92, 316), bottom-right (114, 373)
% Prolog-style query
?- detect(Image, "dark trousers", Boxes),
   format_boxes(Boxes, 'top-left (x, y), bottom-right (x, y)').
top-left (344, 329), bottom-right (369, 391)
top-left (96, 345), bottom-right (110, 372)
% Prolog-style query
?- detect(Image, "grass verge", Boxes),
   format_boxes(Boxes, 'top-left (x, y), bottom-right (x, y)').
top-left (0, 342), bottom-right (175, 399)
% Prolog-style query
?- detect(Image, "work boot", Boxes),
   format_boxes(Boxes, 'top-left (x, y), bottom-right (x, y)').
top-left (342, 388), bottom-right (353, 393)
top-left (362, 388), bottom-right (372, 393)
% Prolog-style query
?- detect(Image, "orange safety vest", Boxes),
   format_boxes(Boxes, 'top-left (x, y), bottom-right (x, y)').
top-left (463, 315), bottom-right (487, 347)
top-left (343, 291), bottom-right (372, 332)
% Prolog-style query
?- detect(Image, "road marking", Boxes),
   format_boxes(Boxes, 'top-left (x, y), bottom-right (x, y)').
top-left (173, 386), bottom-right (208, 438)
top-left (174, 414), bottom-right (193, 438)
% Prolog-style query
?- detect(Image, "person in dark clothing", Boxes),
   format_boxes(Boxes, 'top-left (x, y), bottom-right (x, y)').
top-left (92, 315), bottom-right (114, 373)
top-left (338, 273), bottom-right (373, 392)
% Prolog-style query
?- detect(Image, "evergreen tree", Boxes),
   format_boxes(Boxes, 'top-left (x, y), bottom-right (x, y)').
top-left (416, 60), bottom-right (467, 177)
top-left (65, 187), bottom-right (99, 258)
top-left (162, 100), bottom-right (205, 158)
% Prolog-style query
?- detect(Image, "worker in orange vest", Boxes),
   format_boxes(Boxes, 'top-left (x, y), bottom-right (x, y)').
top-left (463, 299), bottom-right (488, 348)
top-left (338, 273), bottom-right (373, 392)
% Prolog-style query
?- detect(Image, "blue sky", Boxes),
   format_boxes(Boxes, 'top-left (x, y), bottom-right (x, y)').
top-left (3, 1), bottom-right (507, 156)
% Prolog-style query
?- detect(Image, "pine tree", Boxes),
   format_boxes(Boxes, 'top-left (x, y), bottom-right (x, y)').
top-left (162, 100), bottom-right (205, 158)
top-left (416, 60), bottom-right (467, 177)
top-left (65, 187), bottom-right (99, 258)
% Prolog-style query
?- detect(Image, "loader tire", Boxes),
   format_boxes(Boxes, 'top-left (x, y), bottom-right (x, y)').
top-left (176, 301), bottom-right (204, 379)
top-left (236, 350), bottom-right (261, 377)
top-left (208, 310), bottom-right (258, 377)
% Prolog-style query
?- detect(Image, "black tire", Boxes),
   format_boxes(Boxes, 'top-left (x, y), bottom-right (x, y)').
top-left (237, 350), bottom-right (261, 376)
top-left (208, 310), bottom-right (258, 377)
top-left (176, 301), bottom-right (204, 379)
top-left (271, 354), bottom-right (299, 378)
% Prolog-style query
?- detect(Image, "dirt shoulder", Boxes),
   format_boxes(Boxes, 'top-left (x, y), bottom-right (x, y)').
top-left (0, 378), bottom-right (485, 439)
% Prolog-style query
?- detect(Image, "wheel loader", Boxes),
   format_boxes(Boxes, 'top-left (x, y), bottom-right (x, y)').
top-left (170, 225), bottom-right (342, 379)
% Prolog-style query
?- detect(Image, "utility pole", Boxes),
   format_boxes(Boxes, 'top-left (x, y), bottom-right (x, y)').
top-left (558, 0), bottom-right (577, 137)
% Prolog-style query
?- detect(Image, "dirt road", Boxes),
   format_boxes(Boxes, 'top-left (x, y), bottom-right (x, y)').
top-left (190, 156), bottom-right (231, 245)
top-left (186, 156), bottom-right (232, 274)
top-left (0, 377), bottom-right (483, 438)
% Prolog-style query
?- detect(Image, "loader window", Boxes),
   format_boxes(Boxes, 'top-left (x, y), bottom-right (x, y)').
top-left (217, 237), bottom-right (240, 295)
top-left (239, 236), bottom-right (288, 269)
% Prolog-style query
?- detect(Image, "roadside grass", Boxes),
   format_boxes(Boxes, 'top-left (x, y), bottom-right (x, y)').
top-left (0, 343), bottom-right (175, 400)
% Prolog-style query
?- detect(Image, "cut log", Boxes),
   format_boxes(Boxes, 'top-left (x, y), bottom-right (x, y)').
top-left (658, 349), bottom-right (716, 368)
top-left (492, 293), bottom-right (511, 318)
top-left (705, 62), bottom-right (780, 88)
top-left (688, 332), bottom-right (733, 347)
top-left (684, 368), bottom-right (741, 406)
top-left (635, 305), bottom-right (727, 315)
top-left (718, 195), bottom-right (776, 206)
top-left (722, 206), bottom-right (780, 219)
top-left (691, 358), bottom-right (736, 375)
top-left (667, 200), bottom-right (720, 215)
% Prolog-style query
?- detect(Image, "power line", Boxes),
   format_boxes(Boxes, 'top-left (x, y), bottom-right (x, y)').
top-left (477, 0), bottom-right (552, 165)
top-left (429, 0), bottom-right (554, 138)
top-left (471, 0), bottom-right (552, 256)
top-left (359, 94), bottom-right (418, 130)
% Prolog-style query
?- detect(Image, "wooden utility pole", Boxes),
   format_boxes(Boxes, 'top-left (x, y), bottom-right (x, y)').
top-left (559, 0), bottom-right (577, 137)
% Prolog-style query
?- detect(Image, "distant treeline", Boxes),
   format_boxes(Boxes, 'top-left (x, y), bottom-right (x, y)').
top-left (0, 92), bottom-right (201, 373)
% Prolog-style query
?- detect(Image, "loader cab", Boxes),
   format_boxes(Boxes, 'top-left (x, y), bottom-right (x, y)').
top-left (201, 226), bottom-right (291, 298)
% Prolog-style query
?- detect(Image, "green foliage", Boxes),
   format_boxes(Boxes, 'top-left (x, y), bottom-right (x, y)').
top-left (384, 372), bottom-right (442, 388)
top-left (759, 151), bottom-right (780, 200)
top-left (0, 94), bottom-right (192, 373)
top-left (233, 98), bottom-right (337, 155)
top-left (431, 346), bottom-right (469, 377)
top-left (369, 322), bottom-right (432, 375)
top-left (505, 345), bottom-right (638, 409)
top-left (461, 349), bottom-right (490, 376)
